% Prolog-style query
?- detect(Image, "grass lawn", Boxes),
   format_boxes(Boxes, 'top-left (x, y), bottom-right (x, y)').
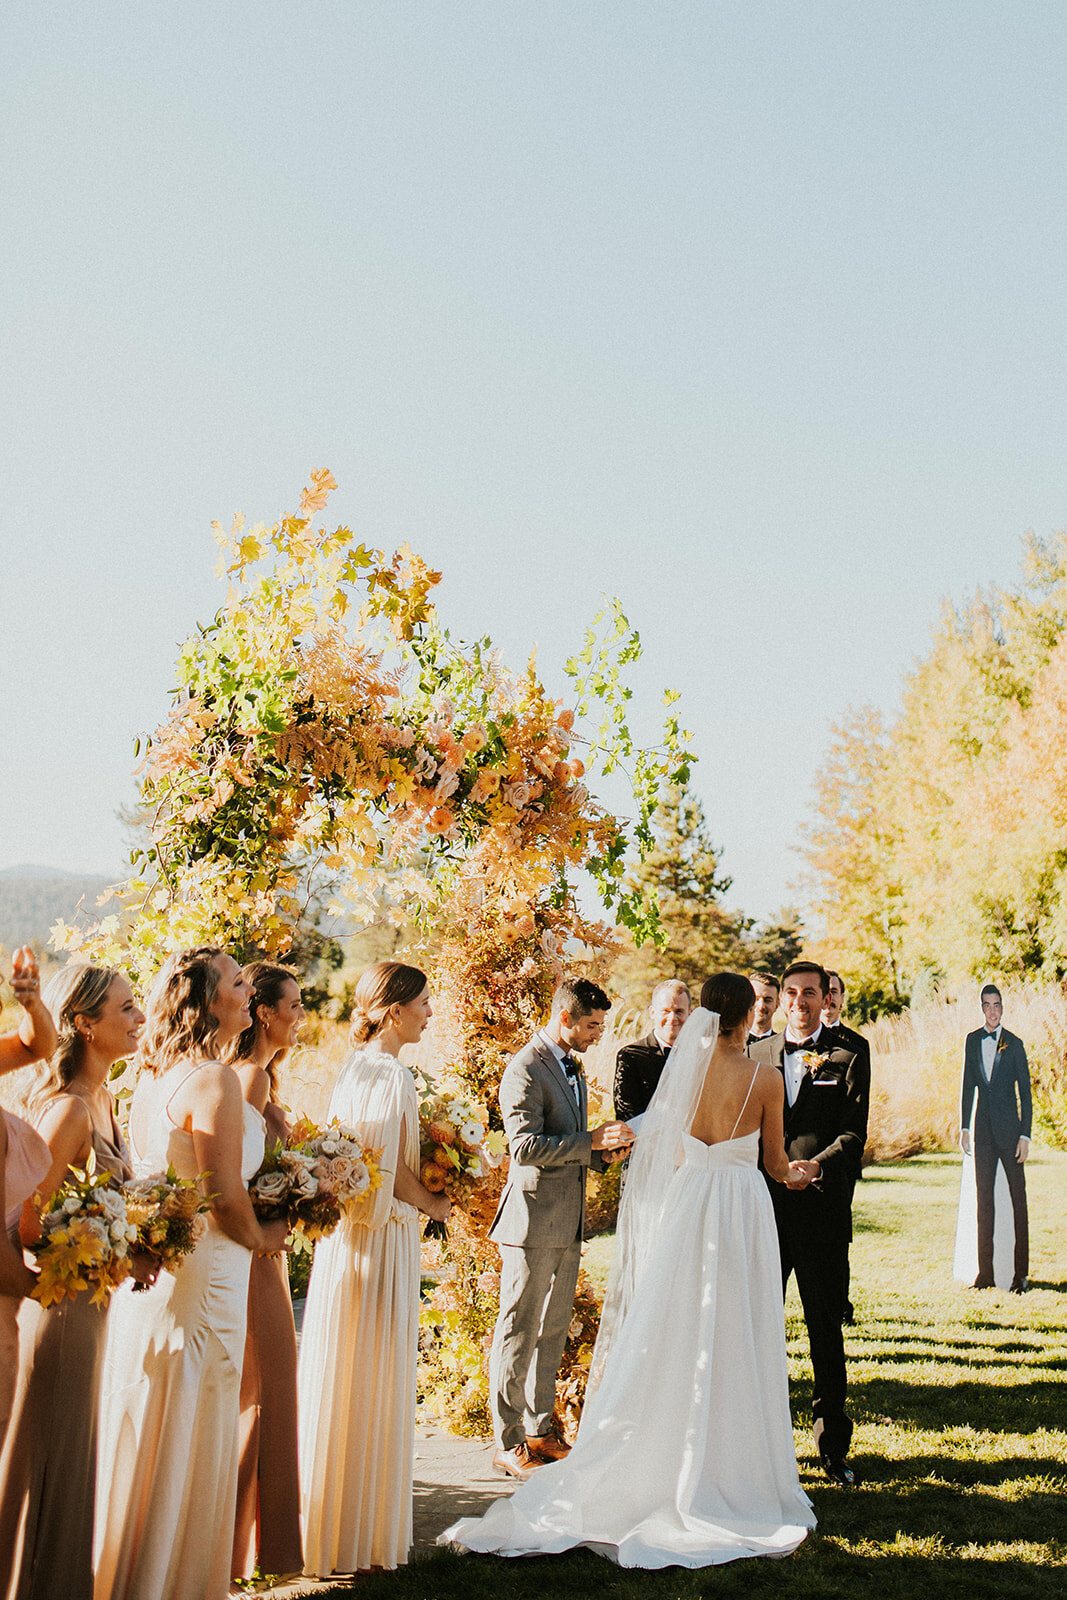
top-left (308, 1150), bottom-right (1067, 1599)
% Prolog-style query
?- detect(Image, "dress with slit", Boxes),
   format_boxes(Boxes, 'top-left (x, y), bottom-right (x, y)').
top-left (92, 1064), bottom-right (264, 1600)
top-left (0, 1110), bottom-right (132, 1600)
top-left (231, 1100), bottom-right (302, 1582)
top-left (443, 1127), bottom-right (815, 1568)
top-left (297, 1047), bottom-right (421, 1575)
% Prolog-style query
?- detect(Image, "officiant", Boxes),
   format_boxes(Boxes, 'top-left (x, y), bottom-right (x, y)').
top-left (613, 979), bottom-right (690, 1122)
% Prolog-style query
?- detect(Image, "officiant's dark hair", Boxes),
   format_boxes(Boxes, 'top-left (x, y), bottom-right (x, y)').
top-left (980, 983), bottom-right (1002, 1002)
top-left (781, 960), bottom-right (830, 997)
top-left (551, 976), bottom-right (611, 1020)
top-left (699, 973), bottom-right (756, 1033)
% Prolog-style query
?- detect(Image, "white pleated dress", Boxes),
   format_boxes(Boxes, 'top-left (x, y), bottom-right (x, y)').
top-left (297, 1048), bottom-right (420, 1575)
top-left (93, 1065), bottom-right (264, 1600)
top-left (444, 1130), bottom-right (815, 1568)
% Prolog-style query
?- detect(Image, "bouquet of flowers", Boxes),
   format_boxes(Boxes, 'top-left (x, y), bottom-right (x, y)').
top-left (418, 1085), bottom-right (507, 1239)
top-left (27, 1170), bottom-right (139, 1308)
top-left (122, 1169), bottom-right (211, 1289)
top-left (247, 1120), bottom-right (382, 1247)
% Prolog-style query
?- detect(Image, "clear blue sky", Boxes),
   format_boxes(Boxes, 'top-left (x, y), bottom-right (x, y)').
top-left (3, 3), bottom-right (1065, 921)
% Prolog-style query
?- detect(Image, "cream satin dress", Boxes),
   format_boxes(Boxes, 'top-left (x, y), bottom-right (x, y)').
top-left (93, 1063), bottom-right (264, 1600)
top-left (297, 1048), bottom-right (421, 1575)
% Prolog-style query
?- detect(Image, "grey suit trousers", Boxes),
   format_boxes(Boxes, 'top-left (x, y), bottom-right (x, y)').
top-left (489, 1239), bottom-right (581, 1450)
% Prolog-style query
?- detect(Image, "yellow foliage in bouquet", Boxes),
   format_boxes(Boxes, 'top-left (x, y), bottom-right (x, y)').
top-left (28, 1171), bottom-right (139, 1309)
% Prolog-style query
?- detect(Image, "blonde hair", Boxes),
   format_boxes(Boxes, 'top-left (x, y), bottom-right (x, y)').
top-left (33, 964), bottom-right (119, 1111)
top-left (350, 962), bottom-right (427, 1045)
top-left (225, 962), bottom-right (300, 1100)
top-left (136, 947), bottom-right (224, 1077)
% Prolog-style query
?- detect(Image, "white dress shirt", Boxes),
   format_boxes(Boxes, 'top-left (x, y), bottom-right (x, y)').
top-left (980, 1024), bottom-right (1001, 1084)
top-left (783, 1022), bottom-right (824, 1107)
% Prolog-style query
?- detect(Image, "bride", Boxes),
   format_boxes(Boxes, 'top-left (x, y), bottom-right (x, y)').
top-left (443, 972), bottom-right (816, 1569)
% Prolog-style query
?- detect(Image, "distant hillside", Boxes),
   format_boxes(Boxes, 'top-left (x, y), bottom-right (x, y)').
top-left (0, 867), bottom-right (117, 952)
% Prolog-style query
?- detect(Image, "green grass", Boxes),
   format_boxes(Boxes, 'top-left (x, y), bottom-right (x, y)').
top-left (307, 1150), bottom-right (1067, 1598)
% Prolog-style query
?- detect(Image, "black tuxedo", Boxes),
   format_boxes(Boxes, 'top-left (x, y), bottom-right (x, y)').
top-left (748, 1024), bottom-right (870, 1461)
top-left (961, 1026), bottom-right (1031, 1283)
top-left (613, 1032), bottom-right (670, 1123)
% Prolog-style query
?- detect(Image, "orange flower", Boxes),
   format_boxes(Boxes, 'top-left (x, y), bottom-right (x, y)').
top-left (427, 807), bottom-right (455, 834)
top-left (570, 758), bottom-right (585, 778)
top-left (421, 1163), bottom-right (447, 1192)
top-left (556, 708), bottom-right (575, 731)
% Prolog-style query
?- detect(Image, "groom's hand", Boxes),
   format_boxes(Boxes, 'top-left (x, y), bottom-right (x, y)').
top-left (960, 1130), bottom-right (972, 1157)
top-left (785, 1159), bottom-right (821, 1190)
top-left (591, 1120), bottom-right (634, 1155)
top-left (1016, 1136), bottom-right (1030, 1163)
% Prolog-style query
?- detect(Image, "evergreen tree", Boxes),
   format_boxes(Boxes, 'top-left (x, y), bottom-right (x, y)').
top-left (611, 783), bottom-right (751, 1008)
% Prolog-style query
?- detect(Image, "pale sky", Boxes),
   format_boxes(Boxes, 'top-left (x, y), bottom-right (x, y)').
top-left (2, 3), bottom-right (1065, 921)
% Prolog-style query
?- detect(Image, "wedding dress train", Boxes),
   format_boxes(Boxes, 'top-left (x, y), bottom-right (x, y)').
top-left (444, 1127), bottom-right (814, 1568)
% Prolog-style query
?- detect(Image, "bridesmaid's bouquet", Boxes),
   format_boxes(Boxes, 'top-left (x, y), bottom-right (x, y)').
top-left (122, 1169), bottom-right (211, 1288)
top-left (27, 1170), bottom-right (139, 1308)
top-left (418, 1085), bottom-right (507, 1239)
top-left (247, 1120), bottom-right (383, 1247)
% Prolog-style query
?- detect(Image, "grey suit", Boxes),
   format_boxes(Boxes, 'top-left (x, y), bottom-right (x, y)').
top-left (488, 1033), bottom-right (604, 1449)
top-left (961, 1026), bottom-right (1031, 1282)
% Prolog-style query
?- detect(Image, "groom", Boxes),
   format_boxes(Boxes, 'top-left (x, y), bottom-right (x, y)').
top-left (488, 976), bottom-right (633, 1478)
top-left (748, 960), bottom-right (870, 1485)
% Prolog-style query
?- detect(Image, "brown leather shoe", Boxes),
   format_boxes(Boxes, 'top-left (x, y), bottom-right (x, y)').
top-left (493, 1443), bottom-right (542, 1478)
top-left (525, 1429), bottom-right (571, 1462)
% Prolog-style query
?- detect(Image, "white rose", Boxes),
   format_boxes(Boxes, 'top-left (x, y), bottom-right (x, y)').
top-left (110, 1221), bottom-right (128, 1241)
top-left (63, 1197), bottom-right (81, 1215)
top-left (459, 1121), bottom-right (484, 1147)
top-left (125, 1224), bottom-right (139, 1242)
top-left (320, 1139), bottom-right (339, 1157)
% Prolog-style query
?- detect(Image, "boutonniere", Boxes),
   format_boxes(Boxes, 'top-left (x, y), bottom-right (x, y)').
top-left (996, 1038), bottom-right (1008, 1056)
top-left (797, 1051), bottom-right (828, 1078)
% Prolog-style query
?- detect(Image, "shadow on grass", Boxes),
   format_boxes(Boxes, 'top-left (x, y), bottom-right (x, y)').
top-left (850, 1375), bottom-right (1067, 1433)
top-left (313, 1540), bottom-right (1067, 1600)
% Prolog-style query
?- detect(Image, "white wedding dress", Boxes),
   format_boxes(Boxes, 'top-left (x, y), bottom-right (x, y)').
top-left (444, 1018), bottom-right (814, 1569)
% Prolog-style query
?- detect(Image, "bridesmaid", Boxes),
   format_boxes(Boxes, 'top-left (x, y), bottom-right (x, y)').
top-left (0, 1111), bottom-right (47, 1447)
top-left (298, 961), bottom-right (451, 1576)
top-left (227, 961), bottom-right (306, 1586)
top-left (0, 964), bottom-right (148, 1600)
top-left (1, 946), bottom-right (54, 1446)
top-left (93, 947), bottom-right (289, 1600)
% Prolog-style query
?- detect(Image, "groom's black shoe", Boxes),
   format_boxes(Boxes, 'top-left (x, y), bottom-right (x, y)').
top-left (526, 1428), bottom-right (571, 1463)
top-left (972, 1274), bottom-right (994, 1289)
top-left (1009, 1276), bottom-right (1029, 1294)
top-left (822, 1457), bottom-right (860, 1487)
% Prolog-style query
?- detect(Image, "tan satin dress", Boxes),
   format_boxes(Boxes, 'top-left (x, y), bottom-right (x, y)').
top-left (0, 1109), bottom-right (133, 1600)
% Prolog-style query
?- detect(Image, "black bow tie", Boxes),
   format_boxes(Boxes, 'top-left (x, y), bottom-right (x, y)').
top-left (561, 1054), bottom-right (582, 1081)
top-left (983, 1030), bottom-right (998, 1040)
top-left (784, 1037), bottom-right (816, 1054)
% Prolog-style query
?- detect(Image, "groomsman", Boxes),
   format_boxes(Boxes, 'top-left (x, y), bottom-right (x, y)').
top-left (822, 969), bottom-right (865, 1325)
top-left (747, 972), bottom-right (780, 1045)
top-left (960, 984), bottom-right (1032, 1293)
top-left (613, 979), bottom-right (690, 1122)
top-left (488, 978), bottom-right (633, 1478)
top-left (748, 961), bottom-right (870, 1486)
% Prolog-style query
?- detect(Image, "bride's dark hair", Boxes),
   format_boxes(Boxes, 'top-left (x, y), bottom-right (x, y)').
top-left (699, 973), bottom-right (756, 1034)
